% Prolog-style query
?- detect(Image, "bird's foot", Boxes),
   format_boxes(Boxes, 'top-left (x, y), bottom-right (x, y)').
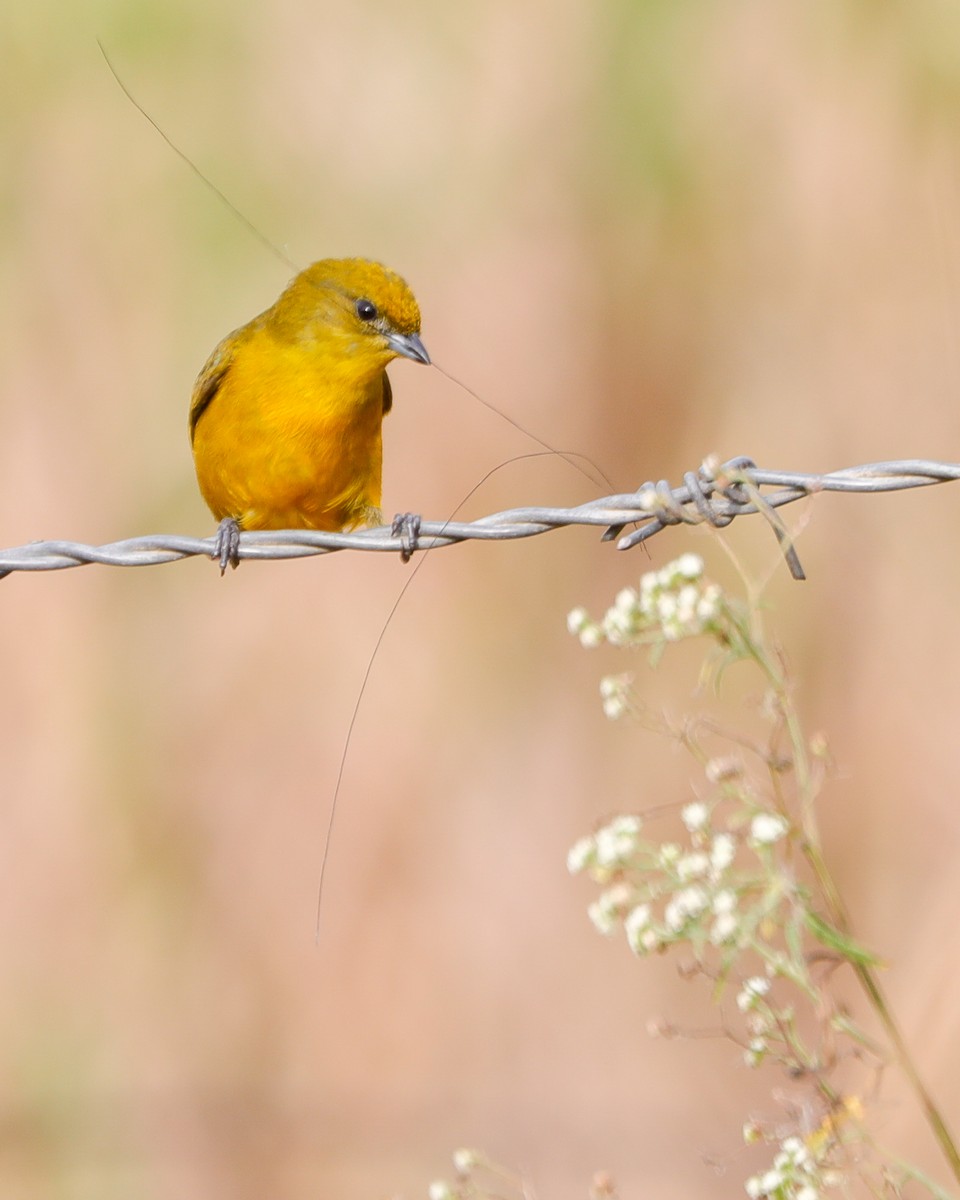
top-left (213, 517), bottom-right (241, 574)
top-left (390, 512), bottom-right (422, 563)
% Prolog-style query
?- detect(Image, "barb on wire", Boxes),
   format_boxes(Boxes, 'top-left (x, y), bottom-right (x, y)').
top-left (1, 456), bottom-right (958, 581)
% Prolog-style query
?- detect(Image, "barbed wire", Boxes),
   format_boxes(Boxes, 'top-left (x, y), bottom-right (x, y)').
top-left (1, 456), bottom-right (957, 581)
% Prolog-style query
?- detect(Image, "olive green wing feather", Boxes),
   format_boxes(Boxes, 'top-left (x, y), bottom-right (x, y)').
top-left (189, 337), bottom-right (235, 444)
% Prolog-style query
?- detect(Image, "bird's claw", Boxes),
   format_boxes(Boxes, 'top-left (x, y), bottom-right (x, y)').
top-left (214, 517), bottom-right (241, 574)
top-left (391, 512), bottom-right (422, 563)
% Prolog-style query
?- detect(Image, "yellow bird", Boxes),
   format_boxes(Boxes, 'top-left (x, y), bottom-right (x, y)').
top-left (189, 257), bottom-right (430, 567)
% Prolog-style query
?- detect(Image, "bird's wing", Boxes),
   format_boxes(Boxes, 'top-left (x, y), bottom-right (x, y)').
top-left (382, 371), bottom-right (393, 416)
top-left (189, 337), bottom-right (235, 444)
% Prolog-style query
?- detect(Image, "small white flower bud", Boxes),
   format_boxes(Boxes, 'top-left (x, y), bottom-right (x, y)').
top-left (710, 833), bottom-right (736, 872)
top-left (579, 624), bottom-right (603, 648)
top-left (675, 553), bottom-right (703, 579)
top-left (750, 813), bottom-right (789, 846)
top-left (453, 1148), bottom-right (478, 1174)
top-left (567, 836), bottom-right (595, 875)
top-left (710, 913), bottom-right (738, 943)
top-left (566, 607), bottom-right (589, 634)
top-left (677, 852), bottom-right (709, 880)
top-left (681, 801), bottom-right (709, 832)
top-left (737, 977), bottom-right (771, 1012)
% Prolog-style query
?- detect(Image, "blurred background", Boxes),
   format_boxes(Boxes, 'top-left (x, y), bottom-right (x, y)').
top-left (3, 1), bottom-right (960, 1196)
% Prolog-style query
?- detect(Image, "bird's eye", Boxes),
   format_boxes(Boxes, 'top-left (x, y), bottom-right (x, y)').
top-left (355, 298), bottom-right (378, 322)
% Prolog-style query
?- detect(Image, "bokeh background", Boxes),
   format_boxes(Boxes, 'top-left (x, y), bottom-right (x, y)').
top-left (3, 2), bottom-right (960, 1197)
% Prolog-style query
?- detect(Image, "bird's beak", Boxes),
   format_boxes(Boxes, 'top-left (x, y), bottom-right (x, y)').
top-left (386, 330), bottom-right (431, 365)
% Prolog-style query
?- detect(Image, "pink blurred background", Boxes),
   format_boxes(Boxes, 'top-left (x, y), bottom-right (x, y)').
top-left (3, 2), bottom-right (960, 1196)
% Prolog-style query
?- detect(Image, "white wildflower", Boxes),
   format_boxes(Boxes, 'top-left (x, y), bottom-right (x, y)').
top-left (594, 816), bottom-right (641, 867)
top-left (579, 623), bottom-right (603, 649)
top-left (602, 607), bottom-right (633, 644)
top-left (588, 882), bottom-right (634, 935)
top-left (710, 912), bottom-right (738, 943)
top-left (750, 812), bottom-right (789, 846)
top-left (566, 607), bottom-right (589, 635)
top-left (744, 1038), bottom-right (766, 1068)
top-left (661, 615), bottom-right (685, 641)
top-left (696, 584), bottom-right (722, 622)
top-left (624, 904), bottom-right (652, 954)
top-left (737, 976), bottom-right (771, 1012)
top-left (710, 832), bottom-right (736, 873)
top-left (587, 898), bottom-right (617, 936)
top-left (614, 586), bottom-right (638, 614)
top-left (603, 587), bottom-right (642, 644)
top-left (675, 584), bottom-right (700, 630)
top-left (664, 897), bottom-right (685, 932)
top-left (453, 1148), bottom-right (478, 1174)
top-left (638, 570), bottom-right (658, 616)
top-left (664, 885), bottom-right (708, 931)
top-left (681, 801), bottom-right (709, 832)
top-left (675, 553), bottom-right (703, 579)
top-left (656, 592), bottom-right (678, 623)
top-left (712, 889), bottom-right (736, 914)
top-left (780, 1137), bottom-right (811, 1168)
top-left (567, 836), bottom-right (595, 875)
top-left (677, 852), bottom-right (709, 881)
top-left (599, 674), bottom-right (631, 719)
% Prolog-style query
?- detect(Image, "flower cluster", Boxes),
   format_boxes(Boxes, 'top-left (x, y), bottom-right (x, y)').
top-left (744, 1134), bottom-right (833, 1200)
top-left (567, 553), bottom-right (723, 650)
top-left (568, 773), bottom-right (792, 964)
top-left (567, 554), bottom-right (729, 720)
top-left (560, 554), bottom-right (911, 1200)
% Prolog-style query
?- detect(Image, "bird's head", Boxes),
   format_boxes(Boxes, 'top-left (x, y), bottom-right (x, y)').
top-left (273, 257), bottom-right (430, 369)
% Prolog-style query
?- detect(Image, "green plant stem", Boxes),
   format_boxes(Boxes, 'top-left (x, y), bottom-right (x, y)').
top-left (752, 624), bottom-right (960, 1185)
top-left (803, 838), bottom-right (960, 1186)
top-left (886, 1155), bottom-right (960, 1200)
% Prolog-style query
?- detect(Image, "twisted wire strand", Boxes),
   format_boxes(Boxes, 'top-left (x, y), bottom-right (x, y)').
top-left (1, 457), bottom-right (958, 579)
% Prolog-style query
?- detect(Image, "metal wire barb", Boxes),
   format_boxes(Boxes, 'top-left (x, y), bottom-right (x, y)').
top-left (1, 456), bottom-right (958, 580)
